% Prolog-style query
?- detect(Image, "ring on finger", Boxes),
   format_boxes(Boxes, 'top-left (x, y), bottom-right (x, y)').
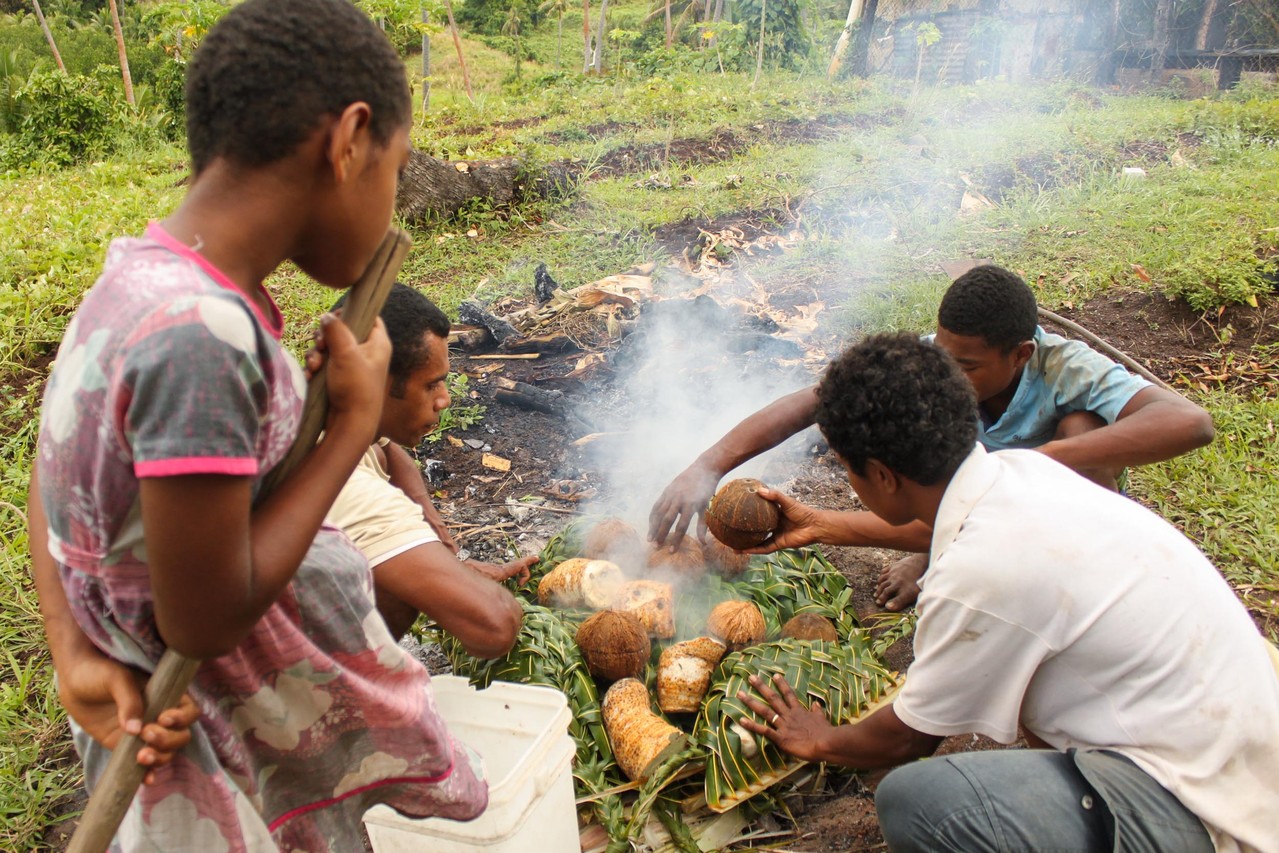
top-left (770, 713), bottom-right (780, 726)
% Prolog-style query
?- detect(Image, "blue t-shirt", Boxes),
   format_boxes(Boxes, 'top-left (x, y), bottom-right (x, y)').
top-left (969, 327), bottom-right (1150, 451)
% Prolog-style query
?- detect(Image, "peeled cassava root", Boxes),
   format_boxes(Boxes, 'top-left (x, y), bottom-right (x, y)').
top-left (537, 558), bottom-right (625, 609)
top-left (576, 610), bottom-right (651, 682)
top-left (657, 637), bottom-right (727, 713)
top-left (602, 678), bottom-right (687, 782)
top-left (705, 478), bottom-right (780, 550)
top-left (618, 580), bottom-right (675, 639)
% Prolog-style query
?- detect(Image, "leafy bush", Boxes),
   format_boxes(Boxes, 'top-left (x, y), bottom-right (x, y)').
top-left (8, 68), bottom-right (112, 165)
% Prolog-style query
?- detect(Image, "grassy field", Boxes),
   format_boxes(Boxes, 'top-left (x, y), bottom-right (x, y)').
top-left (2, 8), bottom-right (1278, 847)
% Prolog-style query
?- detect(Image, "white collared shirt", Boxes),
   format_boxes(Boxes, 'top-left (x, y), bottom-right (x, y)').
top-left (894, 445), bottom-right (1279, 853)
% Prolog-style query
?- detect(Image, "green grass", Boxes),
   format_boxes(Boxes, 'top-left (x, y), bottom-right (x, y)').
top-left (2, 11), bottom-right (1278, 845)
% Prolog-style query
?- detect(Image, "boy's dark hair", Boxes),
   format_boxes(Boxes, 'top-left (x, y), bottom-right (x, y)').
top-left (816, 333), bottom-right (977, 486)
top-left (185, 0), bottom-right (411, 175)
top-left (937, 265), bottom-right (1038, 352)
top-left (334, 283), bottom-right (450, 396)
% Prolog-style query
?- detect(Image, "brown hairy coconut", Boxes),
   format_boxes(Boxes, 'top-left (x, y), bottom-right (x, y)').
top-left (702, 533), bottom-right (751, 578)
top-left (576, 610), bottom-right (651, 682)
top-left (707, 600), bottom-right (767, 651)
top-left (645, 536), bottom-right (706, 579)
top-left (582, 517), bottom-right (644, 563)
top-left (780, 613), bottom-right (839, 642)
top-left (705, 478), bottom-right (780, 550)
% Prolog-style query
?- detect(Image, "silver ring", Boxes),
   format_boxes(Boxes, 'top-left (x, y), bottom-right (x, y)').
top-left (770, 713), bottom-right (779, 726)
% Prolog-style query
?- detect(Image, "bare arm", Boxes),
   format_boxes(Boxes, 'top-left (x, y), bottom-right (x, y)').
top-left (1038, 386), bottom-right (1214, 474)
top-left (142, 315), bottom-right (390, 659)
top-left (374, 541), bottom-right (523, 659)
top-left (737, 673), bottom-right (941, 770)
top-left (745, 488), bottom-right (933, 554)
top-left (381, 442), bottom-right (457, 550)
top-left (29, 470), bottom-right (199, 777)
top-left (649, 386), bottom-right (820, 546)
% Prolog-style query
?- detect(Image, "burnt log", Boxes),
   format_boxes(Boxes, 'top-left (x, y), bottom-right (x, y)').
top-left (493, 377), bottom-right (595, 433)
top-left (395, 150), bottom-right (581, 222)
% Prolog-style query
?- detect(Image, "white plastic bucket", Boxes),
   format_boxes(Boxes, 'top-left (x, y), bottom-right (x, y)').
top-left (363, 675), bottom-right (578, 853)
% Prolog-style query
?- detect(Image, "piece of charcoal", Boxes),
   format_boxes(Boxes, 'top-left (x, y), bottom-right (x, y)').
top-left (458, 300), bottom-right (520, 343)
top-left (533, 262), bottom-right (560, 303)
top-left (423, 459), bottom-right (448, 488)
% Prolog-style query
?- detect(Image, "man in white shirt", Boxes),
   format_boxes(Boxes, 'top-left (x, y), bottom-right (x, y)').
top-left (736, 333), bottom-right (1279, 852)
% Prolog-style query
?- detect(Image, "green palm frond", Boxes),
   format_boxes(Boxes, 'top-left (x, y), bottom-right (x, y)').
top-left (695, 638), bottom-right (898, 812)
top-left (726, 548), bottom-right (866, 645)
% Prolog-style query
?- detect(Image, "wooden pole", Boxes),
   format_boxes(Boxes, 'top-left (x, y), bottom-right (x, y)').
top-left (105, 0), bottom-right (134, 106)
top-left (441, 0), bottom-right (473, 101)
top-left (31, 0), bottom-right (66, 73)
top-left (65, 229), bottom-right (413, 853)
top-left (421, 7), bottom-right (431, 114)
top-left (827, 0), bottom-right (864, 79)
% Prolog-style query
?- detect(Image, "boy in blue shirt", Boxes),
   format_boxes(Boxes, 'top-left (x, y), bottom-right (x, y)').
top-left (649, 265), bottom-right (1215, 610)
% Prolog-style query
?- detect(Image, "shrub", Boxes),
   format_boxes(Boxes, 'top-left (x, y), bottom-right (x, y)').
top-left (10, 68), bottom-right (113, 166)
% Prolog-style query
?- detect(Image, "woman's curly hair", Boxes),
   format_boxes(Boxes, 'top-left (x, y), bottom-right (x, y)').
top-left (816, 333), bottom-right (977, 485)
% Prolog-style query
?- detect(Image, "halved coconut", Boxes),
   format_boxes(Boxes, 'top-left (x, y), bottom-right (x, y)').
top-left (537, 558), bottom-right (625, 609)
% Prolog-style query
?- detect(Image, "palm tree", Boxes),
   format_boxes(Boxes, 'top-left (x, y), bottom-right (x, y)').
top-left (31, 0), bottom-right (66, 73)
top-left (592, 0), bottom-right (609, 73)
top-left (539, 0), bottom-right (569, 67)
top-left (502, 3), bottom-right (523, 80)
top-left (106, 0), bottom-right (134, 105)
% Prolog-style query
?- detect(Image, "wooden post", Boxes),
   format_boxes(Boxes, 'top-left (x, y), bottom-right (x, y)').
top-left (31, 0), bottom-right (66, 73)
top-left (421, 7), bottom-right (430, 114)
top-left (106, 0), bottom-right (134, 106)
top-left (827, 0), bottom-right (864, 79)
top-left (849, 0), bottom-right (878, 78)
top-left (1150, 0), bottom-right (1173, 85)
top-left (441, 0), bottom-right (472, 101)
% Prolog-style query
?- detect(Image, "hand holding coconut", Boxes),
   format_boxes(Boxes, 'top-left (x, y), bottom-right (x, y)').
top-left (735, 672), bottom-right (834, 765)
top-left (738, 487), bottom-right (831, 554)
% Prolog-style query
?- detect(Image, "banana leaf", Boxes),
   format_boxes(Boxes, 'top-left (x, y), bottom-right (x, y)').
top-left (695, 638), bottom-right (899, 812)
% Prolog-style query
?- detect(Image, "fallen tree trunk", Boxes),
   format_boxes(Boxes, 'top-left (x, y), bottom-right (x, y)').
top-left (395, 150), bottom-right (579, 222)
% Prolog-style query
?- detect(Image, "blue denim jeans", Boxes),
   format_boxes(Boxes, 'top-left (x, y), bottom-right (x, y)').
top-left (875, 749), bottom-right (1213, 852)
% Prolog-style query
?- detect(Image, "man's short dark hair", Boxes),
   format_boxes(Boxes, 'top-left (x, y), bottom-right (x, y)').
top-left (185, 0), bottom-right (411, 175)
top-left (937, 265), bottom-right (1038, 352)
top-left (816, 333), bottom-right (977, 485)
top-left (334, 283), bottom-right (450, 396)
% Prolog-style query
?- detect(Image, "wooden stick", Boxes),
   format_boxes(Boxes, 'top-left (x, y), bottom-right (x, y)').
top-left (67, 228), bottom-right (412, 853)
top-left (1036, 306), bottom-right (1172, 391)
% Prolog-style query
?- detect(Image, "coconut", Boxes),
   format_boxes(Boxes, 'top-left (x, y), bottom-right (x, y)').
top-left (618, 580), bottom-right (676, 639)
top-left (537, 558), bottom-right (625, 610)
top-left (780, 612), bottom-right (839, 642)
top-left (707, 600), bottom-right (767, 651)
top-left (702, 533), bottom-right (751, 578)
top-left (576, 610), bottom-right (651, 682)
top-left (645, 536), bottom-right (706, 578)
top-left (582, 517), bottom-right (644, 563)
top-left (656, 637), bottom-right (727, 713)
top-left (705, 478), bottom-right (781, 550)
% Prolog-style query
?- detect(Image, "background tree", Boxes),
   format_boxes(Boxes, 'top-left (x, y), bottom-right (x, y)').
top-left (30, 0), bottom-right (66, 72)
top-left (539, 0), bottom-right (568, 66)
top-left (502, 1), bottom-right (522, 78)
top-left (105, 0), bottom-right (132, 104)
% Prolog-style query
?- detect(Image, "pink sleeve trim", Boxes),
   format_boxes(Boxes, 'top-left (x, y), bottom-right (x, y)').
top-left (145, 221), bottom-right (285, 340)
top-left (134, 457), bottom-right (259, 478)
